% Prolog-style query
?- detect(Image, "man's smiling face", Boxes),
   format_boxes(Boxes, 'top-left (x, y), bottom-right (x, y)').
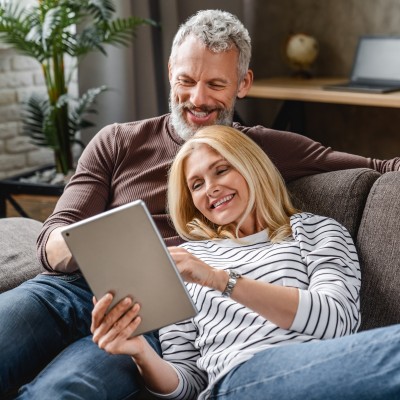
top-left (169, 35), bottom-right (250, 140)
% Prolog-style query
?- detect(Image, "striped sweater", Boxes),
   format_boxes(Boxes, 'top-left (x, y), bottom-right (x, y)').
top-left (155, 213), bottom-right (361, 400)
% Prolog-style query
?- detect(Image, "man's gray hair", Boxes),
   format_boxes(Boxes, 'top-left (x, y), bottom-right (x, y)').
top-left (170, 9), bottom-right (252, 82)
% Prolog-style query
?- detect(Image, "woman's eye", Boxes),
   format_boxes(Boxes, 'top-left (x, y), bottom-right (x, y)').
top-left (192, 182), bottom-right (202, 190)
top-left (216, 167), bottom-right (229, 175)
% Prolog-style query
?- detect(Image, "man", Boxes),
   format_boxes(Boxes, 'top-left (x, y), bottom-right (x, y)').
top-left (1, 9), bottom-right (399, 400)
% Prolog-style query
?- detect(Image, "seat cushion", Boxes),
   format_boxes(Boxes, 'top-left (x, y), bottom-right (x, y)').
top-left (0, 217), bottom-right (43, 293)
top-left (357, 172), bottom-right (400, 331)
top-left (287, 168), bottom-right (380, 238)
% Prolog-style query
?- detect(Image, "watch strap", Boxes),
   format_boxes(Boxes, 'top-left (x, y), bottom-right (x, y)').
top-left (222, 269), bottom-right (242, 297)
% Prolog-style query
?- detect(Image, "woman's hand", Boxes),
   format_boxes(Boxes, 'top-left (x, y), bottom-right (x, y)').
top-left (168, 246), bottom-right (228, 291)
top-left (91, 293), bottom-right (181, 394)
top-left (91, 293), bottom-right (147, 356)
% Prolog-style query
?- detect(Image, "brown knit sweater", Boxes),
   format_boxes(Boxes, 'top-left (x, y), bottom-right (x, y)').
top-left (37, 114), bottom-right (400, 272)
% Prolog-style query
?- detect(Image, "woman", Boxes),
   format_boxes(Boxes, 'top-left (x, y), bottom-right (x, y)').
top-left (91, 126), bottom-right (361, 399)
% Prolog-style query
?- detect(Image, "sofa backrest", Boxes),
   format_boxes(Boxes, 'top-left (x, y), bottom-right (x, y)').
top-left (288, 168), bottom-right (400, 332)
top-left (357, 172), bottom-right (400, 331)
top-left (287, 168), bottom-right (380, 238)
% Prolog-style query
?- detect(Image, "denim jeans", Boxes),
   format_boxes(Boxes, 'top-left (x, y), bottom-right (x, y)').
top-left (0, 273), bottom-right (161, 400)
top-left (210, 323), bottom-right (400, 399)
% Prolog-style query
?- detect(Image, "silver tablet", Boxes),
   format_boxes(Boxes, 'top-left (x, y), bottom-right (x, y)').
top-left (60, 200), bottom-right (197, 336)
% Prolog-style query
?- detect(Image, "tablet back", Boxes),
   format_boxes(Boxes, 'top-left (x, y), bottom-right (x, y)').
top-left (60, 200), bottom-right (197, 336)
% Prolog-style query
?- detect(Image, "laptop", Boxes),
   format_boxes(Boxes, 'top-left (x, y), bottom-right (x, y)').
top-left (60, 200), bottom-right (197, 336)
top-left (324, 36), bottom-right (400, 93)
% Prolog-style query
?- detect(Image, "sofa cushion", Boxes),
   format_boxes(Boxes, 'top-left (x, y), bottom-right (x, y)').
top-left (287, 168), bottom-right (380, 238)
top-left (0, 217), bottom-right (43, 293)
top-left (357, 172), bottom-right (400, 331)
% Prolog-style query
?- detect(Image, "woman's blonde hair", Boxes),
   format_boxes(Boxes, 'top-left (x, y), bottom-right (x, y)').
top-left (167, 126), bottom-right (298, 243)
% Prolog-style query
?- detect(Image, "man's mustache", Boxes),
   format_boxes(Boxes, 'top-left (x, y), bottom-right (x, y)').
top-left (176, 102), bottom-right (222, 113)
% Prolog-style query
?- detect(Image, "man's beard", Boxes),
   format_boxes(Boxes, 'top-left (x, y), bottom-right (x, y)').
top-left (169, 94), bottom-right (235, 141)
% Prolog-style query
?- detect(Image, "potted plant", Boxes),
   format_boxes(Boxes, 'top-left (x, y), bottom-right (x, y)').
top-left (0, 0), bottom-right (154, 176)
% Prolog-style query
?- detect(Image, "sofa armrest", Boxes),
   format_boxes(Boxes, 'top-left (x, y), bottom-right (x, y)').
top-left (0, 217), bottom-right (44, 293)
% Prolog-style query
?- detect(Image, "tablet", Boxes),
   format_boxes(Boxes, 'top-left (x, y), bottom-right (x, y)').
top-left (60, 200), bottom-right (197, 336)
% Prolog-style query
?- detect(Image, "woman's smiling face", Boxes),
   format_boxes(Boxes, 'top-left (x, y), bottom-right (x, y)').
top-left (184, 143), bottom-right (256, 237)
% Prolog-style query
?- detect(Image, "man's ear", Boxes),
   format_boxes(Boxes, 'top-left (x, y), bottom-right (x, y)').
top-left (237, 69), bottom-right (254, 99)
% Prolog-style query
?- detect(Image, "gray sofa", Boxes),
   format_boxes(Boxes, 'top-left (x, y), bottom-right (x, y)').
top-left (0, 168), bottom-right (399, 395)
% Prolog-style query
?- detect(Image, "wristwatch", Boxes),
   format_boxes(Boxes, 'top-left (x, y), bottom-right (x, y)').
top-left (222, 269), bottom-right (242, 297)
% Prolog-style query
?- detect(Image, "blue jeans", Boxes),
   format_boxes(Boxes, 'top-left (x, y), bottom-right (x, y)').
top-left (0, 273), bottom-right (161, 400)
top-left (210, 323), bottom-right (400, 399)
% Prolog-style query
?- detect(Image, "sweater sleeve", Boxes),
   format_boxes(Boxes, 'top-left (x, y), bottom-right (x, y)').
top-left (236, 124), bottom-right (400, 182)
top-left (152, 319), bottom-right (207, 400)
top-left (290, 214), bottom-right (361, 338)
top-left (37, 124), bottom-right (117, 272)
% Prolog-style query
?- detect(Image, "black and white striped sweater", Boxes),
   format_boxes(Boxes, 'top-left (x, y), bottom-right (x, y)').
top-left (155, 213), bottom-right (361, 400)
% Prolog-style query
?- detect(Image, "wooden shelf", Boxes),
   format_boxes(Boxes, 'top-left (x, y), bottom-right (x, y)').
top-left (248, 77), bottom-right (400, 108)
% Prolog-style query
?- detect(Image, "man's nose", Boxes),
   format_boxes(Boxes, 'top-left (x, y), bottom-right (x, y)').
top-left (190, 84), bottom-right (208, 107)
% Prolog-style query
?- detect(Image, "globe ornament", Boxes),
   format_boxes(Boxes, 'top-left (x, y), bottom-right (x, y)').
top-left (285, 33), bottom-right (319, 78)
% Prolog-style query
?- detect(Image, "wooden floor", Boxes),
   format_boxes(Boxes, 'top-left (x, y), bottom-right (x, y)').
top-left (6, 194), bottom-right (59, 222)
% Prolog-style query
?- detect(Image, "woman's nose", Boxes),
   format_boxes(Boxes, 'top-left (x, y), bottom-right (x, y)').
top-left (206, 182), bottom-right (220, 197)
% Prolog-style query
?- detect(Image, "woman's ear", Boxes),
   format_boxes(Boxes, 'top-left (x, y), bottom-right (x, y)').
top-left (237, 69), bottom-right (254, 99)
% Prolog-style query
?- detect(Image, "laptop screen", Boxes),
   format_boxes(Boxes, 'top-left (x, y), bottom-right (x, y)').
top-left (352, 37), bottom-right (400, 83)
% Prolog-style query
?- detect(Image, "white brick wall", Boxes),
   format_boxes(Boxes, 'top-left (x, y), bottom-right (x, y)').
top-left (0, 0), bottom-right (78, 179)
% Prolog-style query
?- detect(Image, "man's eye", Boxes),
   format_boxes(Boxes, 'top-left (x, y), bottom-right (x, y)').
top-left (178, 78), bottom-right (193, 86)
top-left (209, 83), bottom-right (225, 89)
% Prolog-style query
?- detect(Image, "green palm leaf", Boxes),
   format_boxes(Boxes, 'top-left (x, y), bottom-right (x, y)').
top-left (22, 94), bottom-right (58, 148)
top-left (69, 86), bottom-right (107, 133)
top-left (86, 0), bottom-right (115, 21)
top-left (22, 95), bottom-right (48, 146)
top-left (103, 17), bottom-right (156, 46)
